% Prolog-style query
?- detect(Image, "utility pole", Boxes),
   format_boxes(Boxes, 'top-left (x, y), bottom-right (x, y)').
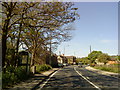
top-left (74, 52), bottom-right (75, 56)
top-left (49, 32), bottom-right (52, 65)
top-left (64, 46), bottom-right (65, 55)
top-left (64, 45), bottom-right (69, 56)
top-left (59, 51), bottom-right (61, 55)
top-left (90, 45), bottom-right (91, 53)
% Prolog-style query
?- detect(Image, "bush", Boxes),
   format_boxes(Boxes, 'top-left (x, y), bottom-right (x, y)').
top-left (36, 64), bottom-right (52, 73)
top-left (6, 66), bottom-right (15, 73)
top-left (2, 66), bottom-right (31, 88)
top-left (14, 66), bottom-right (28, 81)
top-left (2, 72), bottom-right (11, 87)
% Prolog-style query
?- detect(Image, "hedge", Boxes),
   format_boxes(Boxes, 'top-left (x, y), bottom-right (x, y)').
top-left (36, 64), bottom-right (52, 73)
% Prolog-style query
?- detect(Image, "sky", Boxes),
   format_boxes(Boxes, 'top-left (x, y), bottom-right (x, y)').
top-left (56, 2), bottom-right (118, 58)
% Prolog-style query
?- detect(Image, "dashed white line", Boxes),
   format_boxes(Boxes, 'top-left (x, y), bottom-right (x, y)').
top-left (74, 67), bottom-right (101, 90)
top-left (38, 69), bottom-right (60, 90)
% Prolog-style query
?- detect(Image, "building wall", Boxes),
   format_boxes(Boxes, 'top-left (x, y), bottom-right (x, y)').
top-left (107, 61), bottom-right (118, 65)
top-left (57, 56), bottom-right (63, 64)
top-left (46, 54), bottom-right (58, 67)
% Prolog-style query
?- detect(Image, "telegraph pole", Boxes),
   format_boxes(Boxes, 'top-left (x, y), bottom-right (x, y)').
top-left (49, 34), bottom-right (52, 65)
top-left (64, 45), bottom-right (69, 56)
top-left (90, 45), bottom-right (91, 53)
top-left (64, 46), bottom-right (65, 55)
top-left (59, 51), bottom-right (61, 55)
top-left (74, 52), bottom-right (75, 56)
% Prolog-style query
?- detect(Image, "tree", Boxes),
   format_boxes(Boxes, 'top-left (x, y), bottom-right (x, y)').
top-left (97, 53), bottom-right (110, 64)
top-left (20, 2), bottom-right (79, 66)
top-left (2, 2), bottom-right (79, 68)
top-left (2, 2), bottom-right (18, 67)
top-left (76, 57), bottom-right (90, 65)
top-left (2, 2), bottom-right (37, 67)
top-left (88, 51), bottom-right (102, 64)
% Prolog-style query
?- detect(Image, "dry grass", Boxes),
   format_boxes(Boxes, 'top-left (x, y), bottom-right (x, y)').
top-left (94, 64), bottom-right (120, 73)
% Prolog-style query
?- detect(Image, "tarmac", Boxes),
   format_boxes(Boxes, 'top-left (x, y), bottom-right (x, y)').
top-left (7, 66), bottom-right (119, 90)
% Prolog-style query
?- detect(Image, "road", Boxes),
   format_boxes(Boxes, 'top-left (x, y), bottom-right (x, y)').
top-left (36, 65), bottom-right (119, 90)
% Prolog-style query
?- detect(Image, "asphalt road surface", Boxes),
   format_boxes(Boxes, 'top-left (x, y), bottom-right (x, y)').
top-left (36, 65), bottom-right (119, 90)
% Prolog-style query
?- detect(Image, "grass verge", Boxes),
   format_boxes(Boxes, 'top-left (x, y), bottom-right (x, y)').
top-left (93, 64), bottom-right (120, 73)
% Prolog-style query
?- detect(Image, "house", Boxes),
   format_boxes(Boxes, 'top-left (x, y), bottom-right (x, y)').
top-left (46, 54), bottom-right (58, 67)
top-left (107, 61), bottom-right (118, 65)
top-left (65, 56), bottom-right (76, 64)
top-left (95, 59), bottom-right (104, 65)
top-left (57, 54), bottom-right (68, 64)
top-left (57, 55), bottom-right (77, 65)
top-left (57, 55), bottom-right (63, 64)
top-left (106, 56), bottom-right (119, 65)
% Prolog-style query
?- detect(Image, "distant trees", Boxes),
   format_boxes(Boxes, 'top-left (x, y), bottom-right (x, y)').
top-left (97, 53), bottom-right (110, 64)
top-left (88, 51), bottom-right (102, 64)
top-left (76, 57), bottom-right (90, 65)
top-left (117, 55), bottom-right (120, 61)
top-left (87, 51), bottom-right (116, 65)
top-left (1, 2), bottom-right (79, 68)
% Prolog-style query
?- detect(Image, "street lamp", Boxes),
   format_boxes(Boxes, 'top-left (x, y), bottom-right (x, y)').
top-left (64, 45), bottom-right (70, 56)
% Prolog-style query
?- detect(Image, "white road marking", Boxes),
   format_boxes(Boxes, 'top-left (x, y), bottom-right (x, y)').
top-left (86, 77), bottom-right (90, 79)
top-left (39, 69), bottom-right (60, 90)
top-left (74, 67), bottom-right (101, 90)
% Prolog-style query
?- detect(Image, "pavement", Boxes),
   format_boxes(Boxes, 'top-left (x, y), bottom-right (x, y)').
top-left (8, 68), bottom-right (59, 90)
top-left (85, 66), bottom-right (119, 78)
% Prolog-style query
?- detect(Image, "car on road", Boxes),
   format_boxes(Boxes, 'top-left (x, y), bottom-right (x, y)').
top-left (58, 63), bottom-right (64, 67)
top-left (78, 62), bottom-right (82, 67)
top-left (63, 63), bottom-right (69, 66)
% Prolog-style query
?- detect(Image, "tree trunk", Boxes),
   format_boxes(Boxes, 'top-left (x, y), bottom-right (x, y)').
top-left (2, 2), bottom-right (15, 67)
top-left (31, 50), bottom-right (35, 66)
top-left (2, 31), bottom-right (7, 67)
top-left (2, 18), bottom-right (10, 67)
top-left (15, 22), bottom-right (22, 66)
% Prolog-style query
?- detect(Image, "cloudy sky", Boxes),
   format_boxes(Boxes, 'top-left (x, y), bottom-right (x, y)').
top-left (56, 2), bottom-right (118, 57)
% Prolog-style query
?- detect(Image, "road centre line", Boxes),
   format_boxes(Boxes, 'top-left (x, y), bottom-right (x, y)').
top-left (39, 69), bottom-right (60, 90)
top-left (74, 67), bottom-right (101, 90)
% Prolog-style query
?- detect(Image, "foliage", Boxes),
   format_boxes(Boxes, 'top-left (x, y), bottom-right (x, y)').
top-left (88, 51), bottom-right (102, 64)
top-left (2, 66), bottom-right (31, 88)
top-left (1, 2), bottom-right (79, 67)
top-left (6, 48), bottom-right (15, 65)
top-left (94, 64), bottom-right (120, 73)
top-left (76, 57), bottom-right (90, 65)
top-left (36, 64), bottom-right (52, 73)
top-left (117, 55), bottom-right (120, 61)
top-left (97, 53), bottom-right (110, 64)
top-left (14, 66), bottom-right (28, 81)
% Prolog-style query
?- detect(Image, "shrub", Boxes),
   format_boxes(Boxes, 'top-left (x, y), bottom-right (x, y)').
top-left (2, 66), bottom-right (31, 88)
top-left (6, 66), bottom-right (15, 73)
top-left (36, 64), bottom-right (52, 73)
top-left (2, 72), bottom-right (11, 87)
top-left (14, 66), bottom-right (28, 81)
